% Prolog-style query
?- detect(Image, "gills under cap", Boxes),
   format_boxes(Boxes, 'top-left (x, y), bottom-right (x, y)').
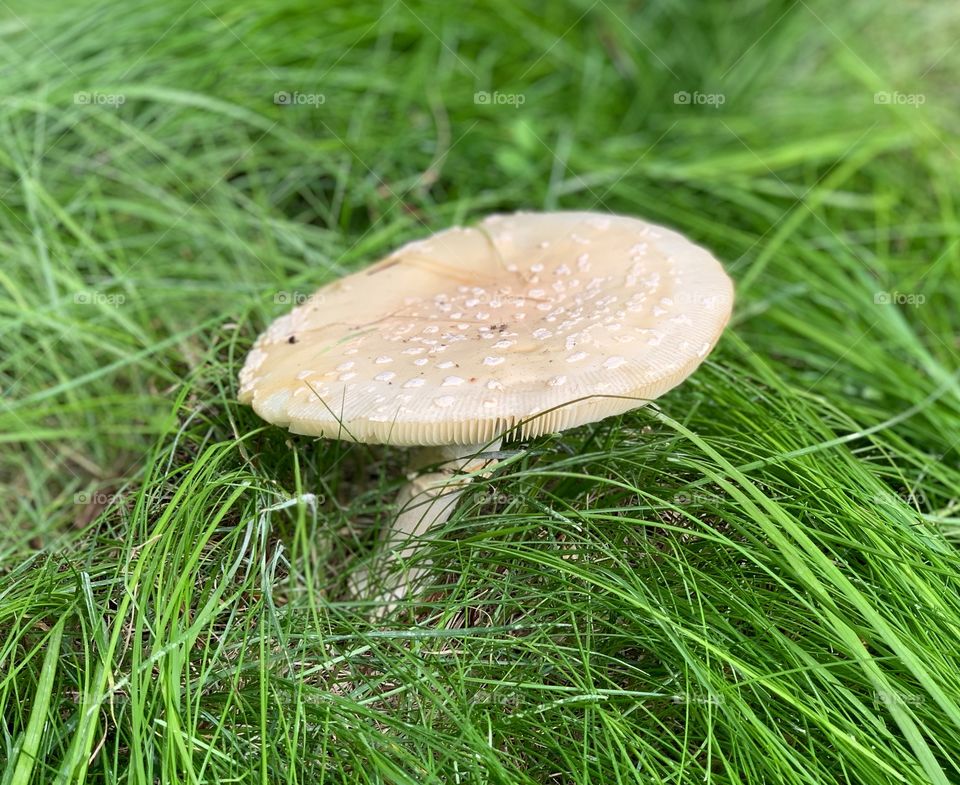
top-left (238, 211), bottom-right (734, 445)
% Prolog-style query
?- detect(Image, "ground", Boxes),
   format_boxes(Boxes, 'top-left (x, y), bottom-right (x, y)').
top-left (1, 0), bottom-right (959, 783)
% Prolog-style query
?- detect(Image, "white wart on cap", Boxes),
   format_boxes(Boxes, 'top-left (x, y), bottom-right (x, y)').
top-left (239, 211), bottom-right (733, 445)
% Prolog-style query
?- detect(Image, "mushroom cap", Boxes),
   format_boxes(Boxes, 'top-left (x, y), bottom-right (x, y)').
top-left (239, 211), bottom-right (733, 446)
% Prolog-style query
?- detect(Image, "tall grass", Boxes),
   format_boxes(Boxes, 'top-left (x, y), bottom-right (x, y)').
top-left (1, 0), bottom-right (959, 782)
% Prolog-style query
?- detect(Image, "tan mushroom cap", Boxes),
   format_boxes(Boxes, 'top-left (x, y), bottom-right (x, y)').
top-left (239, 211), bottom-right (733, 446)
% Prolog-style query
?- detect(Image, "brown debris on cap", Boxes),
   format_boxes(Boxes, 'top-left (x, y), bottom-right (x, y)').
top-left (239, 211), bottom-right (734, 446)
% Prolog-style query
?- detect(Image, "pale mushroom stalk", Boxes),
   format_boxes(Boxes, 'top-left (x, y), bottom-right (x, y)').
top-left (350, 440), bottom-right (501, 606)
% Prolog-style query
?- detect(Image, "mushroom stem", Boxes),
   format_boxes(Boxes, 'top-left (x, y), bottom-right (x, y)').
top-left (351, 440), bottom-right (501, 609)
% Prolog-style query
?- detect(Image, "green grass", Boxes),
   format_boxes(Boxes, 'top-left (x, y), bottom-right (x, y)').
top-left (2, 0), bottom-right (960, 782)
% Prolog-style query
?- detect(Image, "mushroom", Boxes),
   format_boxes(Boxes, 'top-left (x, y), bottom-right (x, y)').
top-left (238, 211), bottom-right (733, 607)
